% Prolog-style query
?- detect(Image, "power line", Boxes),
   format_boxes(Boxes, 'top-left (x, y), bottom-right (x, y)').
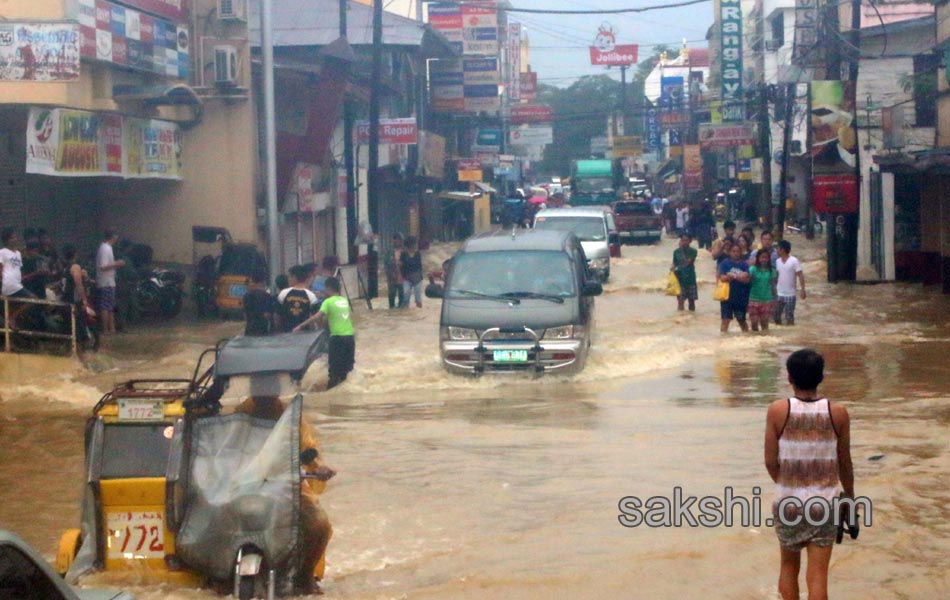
top-left (432, 0), bottom-right (713, 15)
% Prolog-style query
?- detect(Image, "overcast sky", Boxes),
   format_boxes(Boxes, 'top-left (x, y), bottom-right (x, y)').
top-left (508, 0), bottom-right (714, 87)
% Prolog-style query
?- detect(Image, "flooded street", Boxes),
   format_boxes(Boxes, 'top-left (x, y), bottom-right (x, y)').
top-left (1, 233), bottom-right (948, 599)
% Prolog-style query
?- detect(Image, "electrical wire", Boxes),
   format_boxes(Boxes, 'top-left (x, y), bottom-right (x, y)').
top-left (429, 0), bottom-right (713, 15)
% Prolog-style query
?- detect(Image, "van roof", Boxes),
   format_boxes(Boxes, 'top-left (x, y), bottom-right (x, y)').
top-left (460, 228), bottom-right (574, 253)
top-left (535, 207), bottom-right (609, 218)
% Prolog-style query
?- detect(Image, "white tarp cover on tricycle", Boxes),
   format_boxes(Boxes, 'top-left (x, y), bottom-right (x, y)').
top-left (174, 395), bottom-right (304, 582)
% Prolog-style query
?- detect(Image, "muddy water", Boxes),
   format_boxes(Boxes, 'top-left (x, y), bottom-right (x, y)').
top-left (1, 234), bottom-right (948, 599)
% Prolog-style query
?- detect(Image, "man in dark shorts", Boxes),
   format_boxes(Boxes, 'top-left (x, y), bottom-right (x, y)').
top-left (717, 243), bottom-right (751, 332)
top-left (242, 273), bottom-right (278, 336)
top-left (293, 277), bottom-right (355, 389)
top-left (278, 265), bottom-right (319, 332)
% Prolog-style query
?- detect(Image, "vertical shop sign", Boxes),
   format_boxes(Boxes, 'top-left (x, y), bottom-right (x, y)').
top-left (720, 0), bottom-right (744, 121)
top-left (508, 23), bottom-right (522, 101)
top-left (809, 81), bottom-right (859, 213)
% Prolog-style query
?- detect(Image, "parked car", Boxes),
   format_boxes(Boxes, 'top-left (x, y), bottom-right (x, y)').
top-left (425, 229), bottom-right (602, 376)
top-left (533, 206), bottom-right (615, 281)
top-left (611, 200), bottom-right (663, 244)
top-left (0, 529), bottom-right (134, 600)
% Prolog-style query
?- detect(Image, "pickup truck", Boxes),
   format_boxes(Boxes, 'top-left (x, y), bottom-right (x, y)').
top-left (611, 200), bottom-right (663, 244)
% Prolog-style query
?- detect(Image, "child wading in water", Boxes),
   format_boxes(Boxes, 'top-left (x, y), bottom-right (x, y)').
top-left (748, 248), bottom-right (777, 331)
top-left (671, 233), bottom-right (698, 311)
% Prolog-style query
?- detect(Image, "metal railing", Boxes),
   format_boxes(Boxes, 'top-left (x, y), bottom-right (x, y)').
top-left (1, 295), bottom-right (78, 356)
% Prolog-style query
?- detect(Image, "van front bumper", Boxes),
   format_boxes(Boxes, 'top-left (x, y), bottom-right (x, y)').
top-left (441, 337), bottom-right (585, 375)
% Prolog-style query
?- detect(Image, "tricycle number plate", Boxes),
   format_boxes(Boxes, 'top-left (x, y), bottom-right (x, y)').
top-left (117, 398), bottom-right (164, 421)
top-left (229, 283), bottom-right (248, 297)
top-left (106, 511), bottom-right (165, 559)
top-left (493, 349), bottom-right (528, 362)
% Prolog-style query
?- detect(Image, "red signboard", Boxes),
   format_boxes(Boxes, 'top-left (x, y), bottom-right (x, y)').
top-left (456, 158), bottom-right (481, 170)
top-left (589, 44), bottom-right (638, 66)
top-left (509, 105), bottom-right (553, 125)
top-left (356, 118), bottom-right (418, 144)
top-left (812, 174), bottom-right (859, 214)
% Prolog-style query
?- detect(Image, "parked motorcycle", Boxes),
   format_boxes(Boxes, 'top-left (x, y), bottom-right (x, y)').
top-left (133, 267), bottom-right (185, 319)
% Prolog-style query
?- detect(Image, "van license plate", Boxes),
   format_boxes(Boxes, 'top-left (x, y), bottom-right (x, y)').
top-left (117, 399), bottom-right (164, 421)
top-left (493, 350), bottom-right (528, 362)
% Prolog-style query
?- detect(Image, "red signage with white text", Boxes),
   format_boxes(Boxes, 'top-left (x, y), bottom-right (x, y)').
top-left (812, 174), bottom-right (859, 214)
top-left (355, 118), bottom-right (418, 144)
top-left (509, 105), bottom-right (553, 125)
top-left (589, 44), bottom-right (638, 66)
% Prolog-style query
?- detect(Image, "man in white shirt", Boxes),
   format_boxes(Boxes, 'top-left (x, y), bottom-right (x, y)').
top-left (1, 228), bottom-right (35, 328)
top-left (774, 239), bottom-right (806, 325)
top-left (96, 230), bottom-right (125, 335)
top-left (675, 203), bottom-right (689, 235)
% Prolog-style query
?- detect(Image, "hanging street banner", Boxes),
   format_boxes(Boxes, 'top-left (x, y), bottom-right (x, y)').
top-left (645, 108), bottom-right (661, 151)
top-left (26, 107), bottom-right (182, 179)
top-left (793, 0), bottom-right (818, 66)
top-left (810, 81), bottom-right (859, 213)
top-left (355, 118), bottom-right (418, 145)
top-left (719, 0), bottom-right (744, 121)
top-left (0, 23), bottom-right (81, 81)
top-left (683, 144), bottom-right (703, 191)
top-left (77, 0), bottom-right (190, 79)
top-left (588, 22), bottom-right (638, 66)
top-left (698, 123), bottom-right (755, 147)
top-left (508, 23), bottom-right (522, 101)
top-left (509, 104), bottom-right (553, 124)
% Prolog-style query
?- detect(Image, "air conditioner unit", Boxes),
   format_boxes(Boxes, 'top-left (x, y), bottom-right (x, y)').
top-left (218, 0), bottom-right (247, 21)
top-left (765, 39), bottom-right (782, 52)
top-left (214, 45), bottom-right (238, 86)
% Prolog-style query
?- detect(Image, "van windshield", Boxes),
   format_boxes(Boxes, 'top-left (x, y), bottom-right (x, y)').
top-left (447, 251), bottom-right (576, 298)
top-left (534, 216), bottom-right (606, 241)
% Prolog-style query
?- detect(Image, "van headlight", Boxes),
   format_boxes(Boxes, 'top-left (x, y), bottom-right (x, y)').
top-left (589, 258), bottom-right (609, 269)
top-left (443, 326), bottom-right (478, 341)
top-left (544, 325), bottom-right (574, 339)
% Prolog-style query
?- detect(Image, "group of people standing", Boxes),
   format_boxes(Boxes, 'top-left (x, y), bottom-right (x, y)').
top-left (383, 233), bottom-right (425, 310)
top-left (671, 220), bottom-right (806, 333)
top-left (242, 259), bottom-right (355, 389)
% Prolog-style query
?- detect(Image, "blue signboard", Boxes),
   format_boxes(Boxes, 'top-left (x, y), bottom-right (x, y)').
top-left (645, 108), bottom-right (661, 151)
top-left (464, 84), bottom-right (499, 98)
top-left (660, 76), bottom-right (684, 110)
top-left (477, 128), bottom-right (503, 147)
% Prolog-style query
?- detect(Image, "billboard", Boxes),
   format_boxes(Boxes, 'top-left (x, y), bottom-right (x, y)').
top-left (0, 23), bottom-right (80, 81)
top-left (355, 118), bottom-right (418, 145)
top-left (509, 104), bottom-right (553, 124)
top-left (810, 81), bottom-right (859, 214)
top-left (588, 23), bottom-right (637, 66)
top-left (683, 144), bottom-right (703, 191)
top-left (698, 123), bottom-right (755, 147)
top-left (77, 0), bottom-right (189, 79)
top-left (509, 126), bottom-right (553, 146)
top-left (26, 107), bottom-right (182, 179)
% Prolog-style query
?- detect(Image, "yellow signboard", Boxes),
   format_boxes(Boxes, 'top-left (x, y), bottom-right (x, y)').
top-left (458, 169), bottom-right (483, 182)
top-left (612, 135), bottom-right (642, 156)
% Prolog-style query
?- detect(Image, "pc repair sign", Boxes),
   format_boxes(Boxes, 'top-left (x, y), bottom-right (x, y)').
top-left (356, 118), bottom-right (418, 145)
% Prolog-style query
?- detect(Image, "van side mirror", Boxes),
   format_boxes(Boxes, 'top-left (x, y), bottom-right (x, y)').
top-left (425, 284), bottom-right (444, 299)
top-left (582, 281), bottom-right (603, 296)
top-left (608, 232), bottom-right (620, 244)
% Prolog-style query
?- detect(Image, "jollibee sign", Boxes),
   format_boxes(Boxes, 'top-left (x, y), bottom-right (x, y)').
top-left (588, 23), bottom-right (638, 66)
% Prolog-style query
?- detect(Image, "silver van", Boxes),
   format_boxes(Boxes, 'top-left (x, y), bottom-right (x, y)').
top-left (533, 207), bottom-right (614, 281)
top-left (426, 229), bottom-right (602, 376)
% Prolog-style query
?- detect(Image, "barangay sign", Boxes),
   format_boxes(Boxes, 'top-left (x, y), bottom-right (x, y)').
top-left (719, 0), bottom-right (744, 121)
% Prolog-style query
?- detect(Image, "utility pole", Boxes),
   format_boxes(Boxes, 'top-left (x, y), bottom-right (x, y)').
top-left (776, 83), bottom-right (795, 235)
top-left (261, 0), bottom-right (280, 283)
top-left (341, 0), bottom-right (357, 263)
top-left (758, 84), bottom-right (773, 228)
top-left (366, 0), bottom-right (383, 298)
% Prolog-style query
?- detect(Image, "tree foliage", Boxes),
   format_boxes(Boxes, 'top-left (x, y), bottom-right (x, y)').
top-left (537, 47), bottom-right (668, 176)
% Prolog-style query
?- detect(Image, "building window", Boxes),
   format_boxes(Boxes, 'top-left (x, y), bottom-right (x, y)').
top-left (912, 53), bottom-right (937, 127)
top-left (770, 13), bottom-right (784, 48)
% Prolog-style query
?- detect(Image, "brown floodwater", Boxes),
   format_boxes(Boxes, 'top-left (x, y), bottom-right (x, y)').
top-left (1, 233), bottom-right (948, 599)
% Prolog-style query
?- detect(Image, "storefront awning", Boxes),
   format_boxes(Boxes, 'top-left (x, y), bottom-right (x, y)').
top-left (113, 83), bottom-right (203, 107)
top-left (473, 182), bottom-right (497, 194)
top-left (438, 191), bottom-right (481, 202)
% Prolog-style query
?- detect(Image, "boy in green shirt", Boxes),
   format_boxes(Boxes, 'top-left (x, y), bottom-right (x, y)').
top-left (294, 277), bottom-right (355, 389)
top-left (671, 233), bottom-right (698, 311)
